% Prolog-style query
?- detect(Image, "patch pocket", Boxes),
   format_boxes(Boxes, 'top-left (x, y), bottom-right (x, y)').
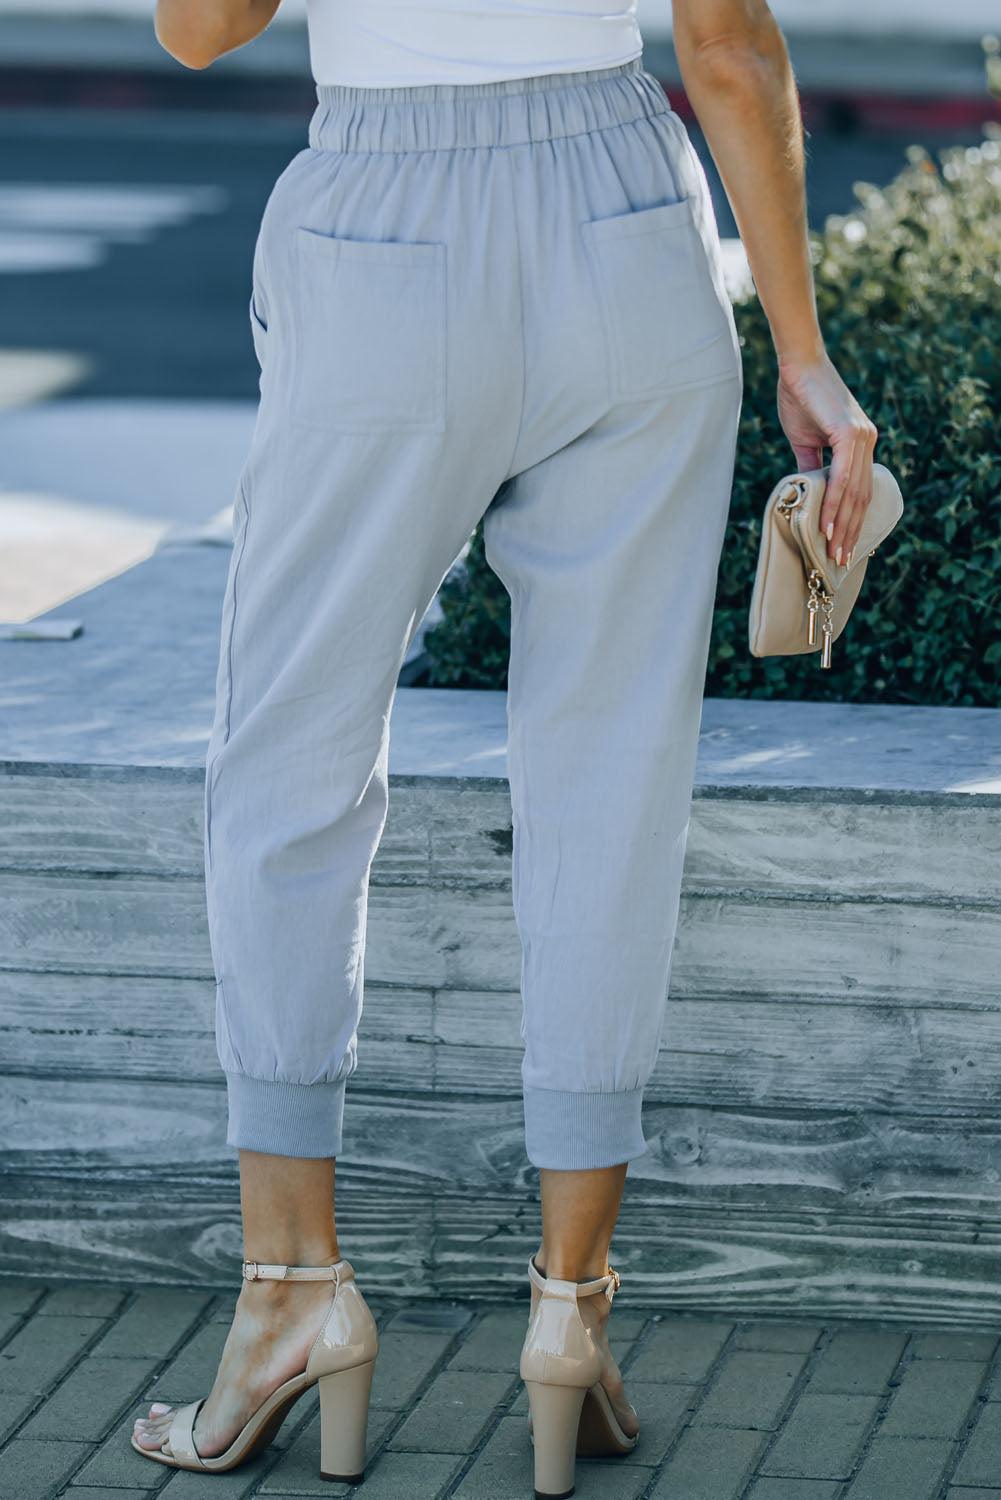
top-left (580, 196), bottom-right (738, 400)
top-left (291, 227), bottom-right (447, 433)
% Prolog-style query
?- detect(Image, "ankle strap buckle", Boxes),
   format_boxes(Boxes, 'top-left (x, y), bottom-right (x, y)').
top-left (241, 1259), bottom-right (344, 1283)
top-left (242, 1261), bottom-right (291, 1281)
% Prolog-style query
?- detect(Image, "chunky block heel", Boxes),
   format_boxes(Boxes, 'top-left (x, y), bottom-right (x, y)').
top-left (525, 1379), bottom-right (587, 1497)
top-left (318, 1358), bottom-right (376, 1483)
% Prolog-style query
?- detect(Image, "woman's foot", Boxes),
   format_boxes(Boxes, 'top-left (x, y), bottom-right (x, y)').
top-left (133, 1276), bottom-right (337, 1459)
top-left (577, 1286), bottom-right (640, 1440)
top-left (531, 1255), bottom-right (640, 1440)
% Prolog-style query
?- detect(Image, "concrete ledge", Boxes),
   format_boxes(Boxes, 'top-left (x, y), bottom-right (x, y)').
top-left (3, 542), bottom-right (999, 794)
top-left (2, 545), bottom-right (1001, 1322)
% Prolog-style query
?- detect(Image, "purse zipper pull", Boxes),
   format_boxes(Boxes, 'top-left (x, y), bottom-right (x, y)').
top-left (807, 569), bottom-right (835, 667)
top-left (806, 570), bottom-right (821, 647)
top-left (820, 591), bottom-right (835, 669)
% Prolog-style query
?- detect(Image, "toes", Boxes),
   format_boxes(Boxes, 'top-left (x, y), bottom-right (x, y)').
top-left (134, 1404), bottom-right (173, 1448)
top-left (621, 1405), bottom-right (640, 1438)
top-left (134, 1425), bottom-right (167, 1450)
top-left (135, 1403), bottom-right (172, 1424)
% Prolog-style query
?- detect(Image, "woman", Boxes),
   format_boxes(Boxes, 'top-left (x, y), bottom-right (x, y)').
top-left (133, 0), bottom-right (877, 1491)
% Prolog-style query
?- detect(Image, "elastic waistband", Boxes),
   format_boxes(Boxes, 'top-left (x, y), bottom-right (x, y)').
top-left (307, 57), bottom-right (671, 153)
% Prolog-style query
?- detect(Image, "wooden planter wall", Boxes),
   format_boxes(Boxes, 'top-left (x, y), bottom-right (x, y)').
top-left (3, 749), bottom-right (1001, 1326)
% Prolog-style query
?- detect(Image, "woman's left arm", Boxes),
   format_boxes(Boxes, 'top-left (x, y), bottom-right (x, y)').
top-left (155, 0), bottom-right (282, 69)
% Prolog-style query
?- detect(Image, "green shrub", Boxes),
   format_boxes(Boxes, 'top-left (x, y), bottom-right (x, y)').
top-left (425, 126), bottom-right (1001, 705)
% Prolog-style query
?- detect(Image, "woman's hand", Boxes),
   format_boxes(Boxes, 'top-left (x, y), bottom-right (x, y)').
top-left (777, 352), bottom-right (878, 567)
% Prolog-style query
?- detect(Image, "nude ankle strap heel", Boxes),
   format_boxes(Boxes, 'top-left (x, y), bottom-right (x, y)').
top-left (130, 1257), bottom-right (378, 1481)
top-left (520, 1254), bottom-right (636, 1498)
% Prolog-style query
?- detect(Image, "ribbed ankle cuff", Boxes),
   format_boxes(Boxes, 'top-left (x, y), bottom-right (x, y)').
top-left (523, 1086), bottom-right (647, 1170)
top-left (225, 1072), bottom-right (346, 1158)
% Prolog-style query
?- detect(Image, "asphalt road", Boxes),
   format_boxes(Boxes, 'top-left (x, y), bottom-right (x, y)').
top-left (0, 99), bottom-right (989, 403)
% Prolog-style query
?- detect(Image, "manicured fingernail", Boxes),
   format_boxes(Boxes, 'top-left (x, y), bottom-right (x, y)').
top-left (826, 522), bottom-right (834, 541)
top-left (835, 545), bottom-right (842, 565)
top-left (149, 1403), bottom-right (170, 1414)
top-left (846, 548), bottom-right (854, 567)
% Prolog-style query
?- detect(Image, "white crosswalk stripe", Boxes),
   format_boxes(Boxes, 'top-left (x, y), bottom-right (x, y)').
top-left (0, 183), bottom-right (227, 273)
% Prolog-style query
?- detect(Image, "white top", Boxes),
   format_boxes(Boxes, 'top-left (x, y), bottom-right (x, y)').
top-left (305, 0), bottom-right (644, 88)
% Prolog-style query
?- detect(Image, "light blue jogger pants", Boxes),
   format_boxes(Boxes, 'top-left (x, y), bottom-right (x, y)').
top-left (204, 56), bottom-right (743, 1170)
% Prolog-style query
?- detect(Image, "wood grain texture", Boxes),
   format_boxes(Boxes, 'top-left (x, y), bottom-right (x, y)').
top-left (3, 1168), bottom-right (1001, 1327)
top-left (2, 870), bottom-right (998, 1009)
top-left (0, 770), bottom-right (204, 875)
top-left (6, 972), bottom-right (1001, 1118)
top-left (6, 1080), bottom-right (1001, 1213)
top-left (684, 795), bottom-right (1001, 903)
top-left (434, 997), bottom-right (1001, 1116)
top-left (3, 770), bottom-right (1000, 904)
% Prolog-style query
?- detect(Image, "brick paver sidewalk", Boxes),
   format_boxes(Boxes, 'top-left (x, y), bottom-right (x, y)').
top-left (2, 1277), bottom-right (1001, 1499)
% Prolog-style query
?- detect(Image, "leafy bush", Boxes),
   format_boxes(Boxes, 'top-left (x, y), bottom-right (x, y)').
top-left (424, 126), bottom-right (1001, 705)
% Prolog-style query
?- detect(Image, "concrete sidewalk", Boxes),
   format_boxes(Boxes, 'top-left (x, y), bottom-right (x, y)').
top-left (3, 1275), bottom-right (1001, 1499)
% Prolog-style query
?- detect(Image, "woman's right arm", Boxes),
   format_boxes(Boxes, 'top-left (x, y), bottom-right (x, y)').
top-left (155, 0), bottom-right (281, 70)
top-left (672, 0), bottom-right (877, 568)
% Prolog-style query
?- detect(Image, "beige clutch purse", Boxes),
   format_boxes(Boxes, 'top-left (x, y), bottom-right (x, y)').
top-left (748, 462), bottom-right (904, 668)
